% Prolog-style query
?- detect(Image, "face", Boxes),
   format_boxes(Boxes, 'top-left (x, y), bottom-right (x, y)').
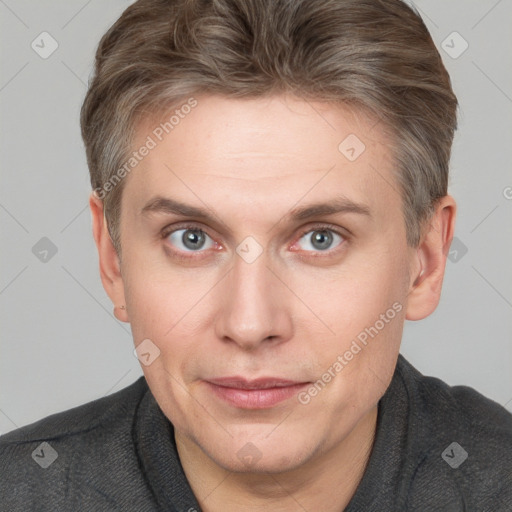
top-left (116, 95), bottom-right (416, 472)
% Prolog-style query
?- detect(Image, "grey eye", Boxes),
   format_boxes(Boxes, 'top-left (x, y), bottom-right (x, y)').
top-left (297, 230), bottom-right (343, 252)
top-left (168, 229), bottom-right (214, 251)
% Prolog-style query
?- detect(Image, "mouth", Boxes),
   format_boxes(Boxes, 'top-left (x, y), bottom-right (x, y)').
top-left (204, 377), bottom-right (310, 409)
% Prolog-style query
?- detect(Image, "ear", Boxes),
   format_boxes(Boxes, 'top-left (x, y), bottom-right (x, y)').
top-left (89, 192), bottom-right (129, 323)
top-left (405, 195), bottom-right (457, 321)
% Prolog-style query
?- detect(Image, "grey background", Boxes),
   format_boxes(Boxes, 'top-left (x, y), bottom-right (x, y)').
top-left (0, 0), bottom-right (511, 435)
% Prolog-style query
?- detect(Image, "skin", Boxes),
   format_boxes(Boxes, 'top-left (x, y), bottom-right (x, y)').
top-left (90, 94), bottom-right (456, 511)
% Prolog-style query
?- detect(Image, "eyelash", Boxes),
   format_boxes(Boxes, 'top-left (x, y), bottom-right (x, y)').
top-left (160, 223), bottom-right (220, 262)
top-left (292, 223), bottom-right (348, 257)
top-left (160, 222), bottom-right (348, 260)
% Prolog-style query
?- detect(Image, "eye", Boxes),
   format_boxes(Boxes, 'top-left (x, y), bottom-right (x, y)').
top-left (167, 228), bottom-right (215, 252)
top-left (295, 229), bottom-right (344, 252)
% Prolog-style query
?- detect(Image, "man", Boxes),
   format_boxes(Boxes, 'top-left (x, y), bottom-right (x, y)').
top-left (1, 0), bottom-right (511, 510)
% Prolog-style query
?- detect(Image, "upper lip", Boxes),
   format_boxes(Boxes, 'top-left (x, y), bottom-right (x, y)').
top-left (206, 377), bottom-right (308, 390)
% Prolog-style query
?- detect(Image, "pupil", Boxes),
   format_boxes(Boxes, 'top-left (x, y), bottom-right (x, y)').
top-left (183, 230), bottom-right (205, 250)
top-left (312, 230), bottom-right (332, 250)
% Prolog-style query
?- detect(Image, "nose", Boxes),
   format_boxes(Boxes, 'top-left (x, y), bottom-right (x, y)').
top-left (214, 252), bottom-right (293, 351)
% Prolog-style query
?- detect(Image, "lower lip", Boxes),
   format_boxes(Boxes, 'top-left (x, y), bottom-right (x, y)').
top-left (205, 382), bottom-right (309, 409)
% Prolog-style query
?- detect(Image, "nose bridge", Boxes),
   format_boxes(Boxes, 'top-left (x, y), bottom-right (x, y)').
top-left (215, 253), bottom-right (291, 349)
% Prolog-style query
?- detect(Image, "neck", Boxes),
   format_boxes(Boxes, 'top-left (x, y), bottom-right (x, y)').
top-left (176, 405), bottom-right (377, 512)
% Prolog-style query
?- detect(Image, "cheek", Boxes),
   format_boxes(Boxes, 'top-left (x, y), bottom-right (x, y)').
top-left (123, 253), bottom-right (210, 336)
top-left (122, 259), bottom-right (223, 384)
top-left (121, 263), bottom-right (217, 429)
top-left (289, 251), bottom-right (408, 402)
top-left (289, 249), bottom-right (408, 338)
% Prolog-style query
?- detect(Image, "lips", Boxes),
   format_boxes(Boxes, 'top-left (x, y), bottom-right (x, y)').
top-left (205, 377), bottom-right (309, 409)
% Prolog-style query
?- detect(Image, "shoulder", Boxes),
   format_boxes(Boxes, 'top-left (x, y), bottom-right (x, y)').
top-left (397, 357), bottom-right (512, 445)
top-left (0, 377), bottom-right (152, 511)
top-left (396, 356), bottom-right (512, 509)
top-left (397, 356), bottom-right (512, 436)
top-left (0, 376), bottom-right (148, 446)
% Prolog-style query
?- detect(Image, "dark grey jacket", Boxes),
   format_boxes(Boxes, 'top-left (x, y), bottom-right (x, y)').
top-left (1, 355), bottom-right (511, 511)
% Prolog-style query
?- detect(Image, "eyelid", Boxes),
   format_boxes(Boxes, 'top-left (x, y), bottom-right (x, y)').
top-left (161, 222), bottom-right (215, 240)
top-left (295, 222), bottom-right (349, 242)
top-left (161, 222), bottom-right (223, 258)
top-left (160, 221), bottom-right (348, 258)
top-left (290, 223), bottom-right (349, 253)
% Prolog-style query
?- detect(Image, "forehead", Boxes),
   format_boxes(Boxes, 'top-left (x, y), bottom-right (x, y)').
top-left (124, 94), bottom-right (400, 227)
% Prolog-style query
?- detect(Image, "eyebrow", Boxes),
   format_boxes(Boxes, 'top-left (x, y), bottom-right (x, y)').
top-left (290, 197), bottom-right (371, 220)
top-left (141, 196), bottom-right (371, 223)
top-left (142, 197), bottom-right (212, 219)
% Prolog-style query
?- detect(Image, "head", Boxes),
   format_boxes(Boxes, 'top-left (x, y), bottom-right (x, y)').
top-left (82, 0), bottom-right (457, 473)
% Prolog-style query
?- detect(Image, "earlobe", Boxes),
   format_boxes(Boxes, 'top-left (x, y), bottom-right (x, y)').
top-left (113, 304), bottom-right (127, 322)
top-left (405, 195), bottom-right (456, 321)
top-left (89, 193), bottom-right (129, 323)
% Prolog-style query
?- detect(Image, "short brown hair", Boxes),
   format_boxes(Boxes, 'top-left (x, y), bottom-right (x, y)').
top-left (80, 0), bottom-right (457, 250)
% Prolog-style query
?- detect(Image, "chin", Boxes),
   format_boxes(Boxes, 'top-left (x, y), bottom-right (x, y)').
top-left (222, 449), bottom-right (312, 475)
top-left (198, 427), bottom-right (319, 474)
